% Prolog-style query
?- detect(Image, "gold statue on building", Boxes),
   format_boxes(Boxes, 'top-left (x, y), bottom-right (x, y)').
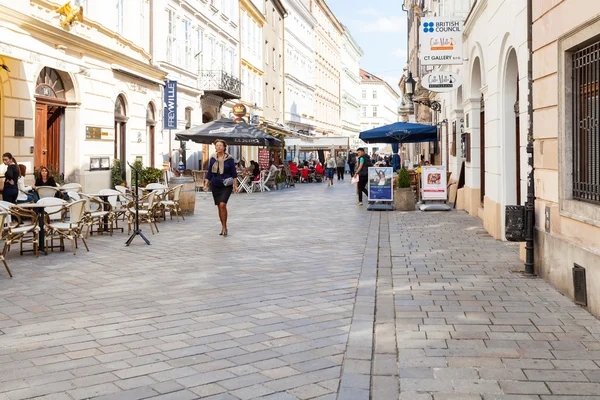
top-left (56, 2), bottom-right (84, 29)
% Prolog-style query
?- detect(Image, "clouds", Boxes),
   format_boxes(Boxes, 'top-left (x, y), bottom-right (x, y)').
top-left (358, 8), bottom-right (380, 16)
top-left (393, 48), bottom-right (408, 59)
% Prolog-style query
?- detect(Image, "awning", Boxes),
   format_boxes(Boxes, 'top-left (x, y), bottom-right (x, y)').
top-left (175, 118), bottom-right (282, 147)
top-left (285, 136), bottom-right (350, 152)
top-left (359, 122), bottom-right (438, 144)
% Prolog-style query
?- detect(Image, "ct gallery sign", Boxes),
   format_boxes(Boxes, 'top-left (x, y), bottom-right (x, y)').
top-left (419, 17), bottom-right (463, 65)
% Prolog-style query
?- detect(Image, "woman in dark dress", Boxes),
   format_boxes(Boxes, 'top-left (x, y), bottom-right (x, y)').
top-left (204, 139), bottom-right (238, 236)
top-left (1, 153), bottom-right (19, 203)
top-left (34, 166), bottom-right (57, 188)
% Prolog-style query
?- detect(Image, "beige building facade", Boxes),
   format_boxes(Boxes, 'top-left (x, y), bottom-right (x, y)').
top-left (262, 0), bottom-right (287, 127)
top-left (532, 0), bottom-right (600, 316)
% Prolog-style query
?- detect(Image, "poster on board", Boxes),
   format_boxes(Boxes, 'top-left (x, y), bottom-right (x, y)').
top-left (258, 148), bottom-right (270, 170)
top-left (421, 165), bottom-right (447, 200)
top-left (368, 167), bottom-right (394, 202)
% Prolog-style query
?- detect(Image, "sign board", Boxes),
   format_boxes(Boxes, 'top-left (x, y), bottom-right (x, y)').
top-left (419, 17), bottom-right (463, 65)
top-left (368, 167), bottom-right (394, 202)
top-left (232, 103), bottom-right (247, 117)
top-left (422, 72), bottom-right (462, 92)
top-left (250, 114), bottom-right (260, 125)
top-left (86, 126), bottom-right (102, 140)
top-left (421, 165), bottom-right (447, 201)
top-left (258, 149), bottom-right (270, 170)
top-left (164, 80), bottom-right (177, 129)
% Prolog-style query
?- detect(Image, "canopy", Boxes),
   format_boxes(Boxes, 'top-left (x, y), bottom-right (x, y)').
top-left (359, 121), bottom-right (438, 144)
top-left (175, 119), bottom-right (282, 147)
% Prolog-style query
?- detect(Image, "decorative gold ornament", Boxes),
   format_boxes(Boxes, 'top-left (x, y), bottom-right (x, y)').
top-left (56, 2), bottom-right (84, 29)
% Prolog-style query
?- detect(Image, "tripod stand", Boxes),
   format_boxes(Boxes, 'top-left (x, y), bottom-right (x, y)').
top-left (125, 162), bottom-right (151, 246)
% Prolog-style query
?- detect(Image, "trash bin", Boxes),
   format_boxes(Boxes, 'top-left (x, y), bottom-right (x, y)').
top-left (169, 176), bottom-right (196, 215)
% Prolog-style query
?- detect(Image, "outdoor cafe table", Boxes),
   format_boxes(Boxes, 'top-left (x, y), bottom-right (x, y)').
top-left (86, 193), bottom-right (121, 233)
top-left (14, 203), bottom-right (48, 255)
top-left (237, 175), bottom-right (251, 193)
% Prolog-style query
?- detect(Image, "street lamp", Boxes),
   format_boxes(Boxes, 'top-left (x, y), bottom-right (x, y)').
top-left (405, 72), bottom-right (416, 99)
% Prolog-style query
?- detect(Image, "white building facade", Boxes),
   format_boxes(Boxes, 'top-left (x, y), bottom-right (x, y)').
top-left (359, 69), bottom-right (400, 155)
top-left (282, 0), bottom-right (316, 135)
top-left (340, 27), bottom-right (363, 148)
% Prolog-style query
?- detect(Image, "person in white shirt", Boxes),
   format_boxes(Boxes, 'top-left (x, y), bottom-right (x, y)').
top-left (16, 164), bottom-right (33, 203)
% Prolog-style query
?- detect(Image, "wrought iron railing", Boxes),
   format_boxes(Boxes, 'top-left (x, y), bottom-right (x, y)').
top-left (199, 70), bottom-right (241, 99)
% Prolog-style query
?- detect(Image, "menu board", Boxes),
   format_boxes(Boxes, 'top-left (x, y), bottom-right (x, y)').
top-left (421, 165), bottom-right (447, 200)
top-left (258, 149), bottom-right (270, 170)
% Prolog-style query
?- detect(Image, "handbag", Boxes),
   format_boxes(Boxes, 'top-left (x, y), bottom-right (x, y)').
top-left (351, 175), bottom-right (359, 184)
top-left (222, 177), bottom-right (234, 187)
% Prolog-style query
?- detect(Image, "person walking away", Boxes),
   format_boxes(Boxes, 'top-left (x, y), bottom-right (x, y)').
top-left (325, 154), bottom-right (336, 187)
top-left (353, 148), bottom-right (371, 205)
top-left (204, 139), bottom-right (238, 236)
top-left (336, 154), bottom-right (345, 181)
top-left (1, 153), bottom-right (19, 203)
top-left (348, 151), bottom-right (357, 176)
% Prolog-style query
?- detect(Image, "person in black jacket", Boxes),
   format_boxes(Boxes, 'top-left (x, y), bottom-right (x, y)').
top-left (353, 148), bottom-right (371, 206)
top-left (34, 166), bottom-right (57, 188)
top-left (1, 153), bottom-right (20, 203)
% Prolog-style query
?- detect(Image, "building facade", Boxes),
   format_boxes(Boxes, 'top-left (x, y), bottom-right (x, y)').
top-left (262, 0), bottom-right (287, 128)
top-left (532, 0), bottom-right (600, 316)
top-left (282, 0), bottom-right (316, 136)
top-left (0, 0), bottom-right (167, 193)
top-left (340, 27), bottom-right (363, 148)
top-left (310, 0), bottom-right (343, 136)
top-left (359, 69), bottom-right (400, 155)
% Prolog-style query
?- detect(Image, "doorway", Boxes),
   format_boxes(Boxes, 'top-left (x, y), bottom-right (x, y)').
top-left (114, 95), bottom-right (127, 181)
top-left (35, 67), bottom-right (67, 172)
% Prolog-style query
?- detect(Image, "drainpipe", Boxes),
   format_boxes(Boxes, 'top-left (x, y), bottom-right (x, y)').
top-left (524, 0), bottom-right (535, 275)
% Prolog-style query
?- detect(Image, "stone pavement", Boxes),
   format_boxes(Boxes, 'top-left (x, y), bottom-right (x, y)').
top-left (0, 180), bottom-right (598, 400)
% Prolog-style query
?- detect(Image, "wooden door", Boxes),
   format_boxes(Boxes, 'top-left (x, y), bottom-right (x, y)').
top-left (480, 107), bottom-right (486, 205)
top-left (46, 106), bottom-right (63, 171)
top-left (35, 103), bottom-right (48, 168)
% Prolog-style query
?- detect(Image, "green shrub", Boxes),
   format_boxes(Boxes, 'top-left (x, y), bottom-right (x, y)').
top-left (132, 159), bottom-right (144, 187)
top-left (397, 167), bottom-right (411, 189)
top-left (143, 167), bottom-right (163, 184)
top-left (111, 159), bottom-right (124, 188)
top-left (276, 171), bottom-right (286, 184)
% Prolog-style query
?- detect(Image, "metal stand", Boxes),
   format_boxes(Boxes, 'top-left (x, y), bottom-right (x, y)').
top-left (125, 162), bottom-right (150, 246)
top-left (367, 203), bottom-right (394, 211)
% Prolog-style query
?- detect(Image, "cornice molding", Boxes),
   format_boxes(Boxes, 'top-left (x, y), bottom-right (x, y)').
top-left (464, 0), bottom-right (488, 37)
top-left (240, 0), bottom-right (267, 25)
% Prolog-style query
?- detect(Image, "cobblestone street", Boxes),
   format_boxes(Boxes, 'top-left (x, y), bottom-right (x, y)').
top-left (0, 181), bottom-right (599, 399)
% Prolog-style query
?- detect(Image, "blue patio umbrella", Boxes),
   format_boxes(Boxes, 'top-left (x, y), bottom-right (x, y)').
top-left (359, 121), bottom-right (438, 144)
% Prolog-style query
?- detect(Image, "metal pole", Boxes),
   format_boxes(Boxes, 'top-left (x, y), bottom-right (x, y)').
top-left (524, 0), bottom-right (535, 275)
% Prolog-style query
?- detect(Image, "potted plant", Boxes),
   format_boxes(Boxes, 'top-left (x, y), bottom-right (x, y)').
top-left (276, 172), bottom-right (286, 190)
top-left (142, 167), bottom-right (163, 185)
top-left (111, 159), bottom-right (124, 189)
top-left (394, 167), bottom-right (415, 211)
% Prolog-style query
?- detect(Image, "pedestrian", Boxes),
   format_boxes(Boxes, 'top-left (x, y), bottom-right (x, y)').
top-left (353, 148), bottom-right (371, 205)
top-left (348, 151), bottom-right (357, 176)
top-left (203, 139), bottom-right (238, 237)
top-left (325, 154), bottom-right (336, 187)
top-left (1, 153), bottom-right (19, 203)
top-left (336, 154), bottom-right (345, 180)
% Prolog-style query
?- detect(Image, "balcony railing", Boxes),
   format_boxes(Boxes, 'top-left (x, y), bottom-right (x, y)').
top-left (199, 70), bottom-right (241, 100)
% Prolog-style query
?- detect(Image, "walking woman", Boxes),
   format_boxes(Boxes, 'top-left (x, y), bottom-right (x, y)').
top-left (203, 139), bottom-right (238, 236)
top-left (1, 153), bottom-right (19, 203)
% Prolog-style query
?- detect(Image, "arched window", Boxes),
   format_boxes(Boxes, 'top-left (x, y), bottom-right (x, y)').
top-left (36, 67), bottom-right (65, 99)
top-left (185, 107), bottom-right (193, 129)
top-left (115, 95), bottom-right (126, 119)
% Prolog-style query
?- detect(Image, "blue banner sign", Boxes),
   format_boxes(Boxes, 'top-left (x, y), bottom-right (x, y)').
top-left (164, 80), bottom-right (177, 129)
top-left (368, 167), bottom-right (394, 202)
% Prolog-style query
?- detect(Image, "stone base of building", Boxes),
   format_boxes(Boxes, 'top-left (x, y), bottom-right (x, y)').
top-left (456, 186), bottom-right (480, 216)
top-left (456, 187), bottom-right (502, 240)
top-left (535, 229), bottom-right (600, 318)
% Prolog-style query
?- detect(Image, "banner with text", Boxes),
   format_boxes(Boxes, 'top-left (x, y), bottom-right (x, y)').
top-left (368, 167), bottom-right (394, 202)
top-left (164, 80), bottom-right (177, 130)
top-left (419, 17), bottom-right (463, 65)
top-left (421, 165), bottom-right (447, 201)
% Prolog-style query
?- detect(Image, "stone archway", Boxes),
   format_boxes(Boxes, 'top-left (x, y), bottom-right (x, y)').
top-left (503, 49), bottom-right (520, 205)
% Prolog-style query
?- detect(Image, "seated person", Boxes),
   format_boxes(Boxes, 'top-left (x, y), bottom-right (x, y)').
top-left (34, 166), bottom-right (57, 188)
top-left (288, 161), bottom-right (299, 177)
top-left (315, 162), bottom-right (324, 176)
top-left (17, 164), bottom-right (33, 204)
top-left (249, 160), bottom-right (260, 181)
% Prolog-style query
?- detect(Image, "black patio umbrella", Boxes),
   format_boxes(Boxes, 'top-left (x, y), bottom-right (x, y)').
top-left (175, 118), bottom-right (282, 147)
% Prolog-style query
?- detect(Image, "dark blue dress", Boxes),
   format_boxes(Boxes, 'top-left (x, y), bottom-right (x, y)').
top-left (206, 155), bottom-right (238, 205)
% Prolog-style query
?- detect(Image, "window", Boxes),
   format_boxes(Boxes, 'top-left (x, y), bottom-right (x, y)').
top-left (265, 41), bottom-right (269, 65)
top-left (361, 106), bottom-right (366, 117)
top-left (116, 0), bottom-right (124, 35)
top-left (373, 106), bottom-right (377, 117)
top-left (373, 90), bottom-right (377, 99)
top-left (196, 29), bottom-right (204, 73)
top-left (184, 20), bottom-right (191, 69)
top-left (166, 9), bottom-right (176, 63)
top-left (362, 89), bottom-right (366, 99)
top-left (272, 47), bottom-right (275, 70)
top-left (208, 36), bottom-right (215, 69)
top-left (572, 40), bottom-right (600, 204)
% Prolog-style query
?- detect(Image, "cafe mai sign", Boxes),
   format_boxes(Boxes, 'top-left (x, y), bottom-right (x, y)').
top-left (421, 72), bottom-right (462, 93)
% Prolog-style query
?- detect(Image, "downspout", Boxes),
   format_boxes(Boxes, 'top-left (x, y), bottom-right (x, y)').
top-left (525, 0), bottom-right (535, 275)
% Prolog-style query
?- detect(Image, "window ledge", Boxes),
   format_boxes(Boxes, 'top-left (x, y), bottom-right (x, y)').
top-left (560, 199), bottom-right (600, 228)
top-left (221, 14), bottom-right (229, 23)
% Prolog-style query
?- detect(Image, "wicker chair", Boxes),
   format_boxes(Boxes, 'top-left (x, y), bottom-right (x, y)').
top-left (3, 207), bottom-right (39, 258)
top-left (46, 200), bottom-right (89, 255)
top-left (80, 193), bottom-right (113, 236)
top-left (38, 198), bottom-right (68, 252)
top-left (127, 191), bottom-right (159, 235)
top-left (160, 184), bottom-right (184, 221)
top-left (37, 186), bottom-right (62, 199)
top-left (0, 213), bottom-right (11, 277)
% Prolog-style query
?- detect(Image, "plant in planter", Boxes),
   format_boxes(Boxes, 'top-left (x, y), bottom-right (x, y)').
top-left (394, 167), bottom-right (416, 211)
top-left (276, 172), bottom-right (286, 190)
top-left (111, 159), bottom-right (124, 189)
top-left (142, 167), bottom-right (163, 185)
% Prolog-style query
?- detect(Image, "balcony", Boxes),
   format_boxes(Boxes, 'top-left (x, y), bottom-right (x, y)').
top-left (199, 70), bottom-right (241, 100)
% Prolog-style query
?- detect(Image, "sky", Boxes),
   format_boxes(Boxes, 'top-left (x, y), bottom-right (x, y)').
top-left (326, 0), bottom-right (408, 94)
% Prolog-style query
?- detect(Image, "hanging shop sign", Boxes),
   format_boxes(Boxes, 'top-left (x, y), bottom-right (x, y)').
top-left (422, 72), bottom-right (462, 92)
top-left (368, 167), bottom-right (394, 202)
top-left (164, 80), bottom-right (177, 130)
top-left (419, 17), bottom-right (463, 65)
top-left (421, 165), bottom-right (448, 201)
top-left (258, 149), bottom-right (270, 170)
top-left (232, 103), bottom-right (247, 123)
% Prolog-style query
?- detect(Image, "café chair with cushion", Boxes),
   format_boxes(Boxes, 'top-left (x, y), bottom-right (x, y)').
top-left (37, 186), bottom-right (62, 199)
top-left (37, 198), bottom-right (68, 252)
top-left (3, 207), bottom-right (39, 258)
top-left (127, 191), bottom-right (159, 235)
top-left (99, 189), bottom-right (130, 232)
top-left (46, 200), bottom-right (89, 255)
top-left (0, 213), bottom-right (11, 277)
top-left (160, 184), bottom-right (184, 221)
top-left (80, 193), bottom-right (113, 236)
top-left (60, 183), bottom-right (82, 193)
